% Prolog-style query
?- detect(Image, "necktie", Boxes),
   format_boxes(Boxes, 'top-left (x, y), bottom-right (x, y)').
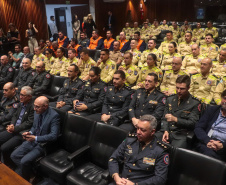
top-left (36, 114), bottom-right (43, 136)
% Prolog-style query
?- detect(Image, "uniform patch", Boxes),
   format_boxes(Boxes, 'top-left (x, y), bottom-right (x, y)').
top-left (207, 80), bottom-right (212, 85)
top-left (198, 104), bottom-right (201, 112)
top-left (60, 61), bottom-right (63, 64)
top-left (134, 71), bottom-right (138, 75)
top-left (13, 103), bottom-right (18, 108)
top-left (210, 47), bottom-right (213, 51)
top-left (46, 74), bottom-right (51, 79)
top-left (143, 157), bottom-right (155, 165)
top-left (112, 65), bottom-right (115, 70)
top-left (198, 59), bottom-right (201, 63)
top-left (131, 93), bottom-right (134, 99)
top-left (128, 69), bottom-right (132, 73)
top-left (8, 68), bottom-right (13, 72)
top-left (163, 154), bottom-right (169, 165)
top-left (162, 97), bottom-right (166, 104)
top-left (149, 100), bottom-right (158, 104)
top-left (32, 72), bottom-right (35, 76)
top-left (105, 65), bottom-right (109, 69)
top-left (104, 87), bottom-right (107, 92)
top-left (109, 158), bottom-right (113, 162)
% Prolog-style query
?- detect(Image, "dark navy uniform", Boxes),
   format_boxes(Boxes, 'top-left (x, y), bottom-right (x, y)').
top-left (108, 136), bottom-right (169, 185)
top-left (159, 93), bottom-right (201, 148)
top-left (0, 93), bottom-right (19, 124)
top-left (51, 77), bottom-right (84, 111)
top-left (0, 64), bottom-right (14, 88)
top-left (13, 68), bottom-right (33, 90)
top-left (28, 71), bottom-right (51, 96)
top-left (71, 79), bottom-right (106, 116)
top-left (88, 85), bottom-right (132, 126)
top-left (129, 88), bottom-right (166, 122)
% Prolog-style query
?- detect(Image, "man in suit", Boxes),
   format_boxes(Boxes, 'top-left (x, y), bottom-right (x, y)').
top-left (157, 75), bottom-right (201, 148)
top-left (0, 86), bottom-right (34, 166)
top-left (195, 89), bottom-right (226, 162)
top-left (11, 96), bottom-right (60, 180)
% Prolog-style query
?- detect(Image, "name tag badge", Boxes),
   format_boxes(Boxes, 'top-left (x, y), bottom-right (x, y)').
top-left (143, 157), bottom-right (155, 165)
top-left (208, 129), bottom-right (214, 137)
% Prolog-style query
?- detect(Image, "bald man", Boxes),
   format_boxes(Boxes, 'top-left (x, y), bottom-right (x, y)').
top-left (190, 58), bottom-right (218, 104)
top-left (11, 96), bottom-right (60, 181)
top-left (28, 61), bottom-right (51, 96)
top-left (0, 55), bottom-right (14, 89)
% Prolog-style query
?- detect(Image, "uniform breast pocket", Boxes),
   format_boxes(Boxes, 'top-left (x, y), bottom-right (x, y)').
top-left (180, 112), bottom-right (190, 119)
top-left (139, 157), bottom-right (155, 171)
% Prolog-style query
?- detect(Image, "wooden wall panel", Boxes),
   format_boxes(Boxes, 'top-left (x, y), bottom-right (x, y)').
top-left (0, 0), bottom-right (48, 48)
top-left (95, 0), bottom-right (196, 37)
top-left (45, 0), bottom-right (89, 5)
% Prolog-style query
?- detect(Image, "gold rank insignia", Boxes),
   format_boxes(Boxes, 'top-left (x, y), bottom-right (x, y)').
top-left (169, 104), bottom-right (172, 111)
top-left (149, 100), bottom-right (158, 104)
top-left (109, 158), bottom-right (113, 161)
top-left (109, 88), bottom-right (112, 91)
top-left (129, 109), bottom-right (132, 111)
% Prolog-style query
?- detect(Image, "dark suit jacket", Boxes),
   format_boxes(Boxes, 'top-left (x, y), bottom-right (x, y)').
top-left (30, 107), bottom-right (60, 143)
top-left (194, 105), bottom-right (226, 148)
top-left (11, 101), bottom-right (34, 134)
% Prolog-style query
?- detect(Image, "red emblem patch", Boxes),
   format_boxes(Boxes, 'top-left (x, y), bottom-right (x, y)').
top-left (46, 74), bottom-right (51, 79)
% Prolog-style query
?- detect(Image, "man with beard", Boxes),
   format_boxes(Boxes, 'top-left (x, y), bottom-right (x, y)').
top-left (195, 89), bottom-right (226, 162)
top-left (108, 115), bottom-right (169, 185)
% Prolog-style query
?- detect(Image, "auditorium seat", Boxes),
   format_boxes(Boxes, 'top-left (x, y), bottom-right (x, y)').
top-left (40, 114), bottom-right (95, 184)
top-left (167, 148), bottom-right (226, 185)
top-left (13, 69), bottom-right (19, 81)
top-left (66, 122), bottom-right (128, 185)
top-left (43, 75), bottom-right (66, 102)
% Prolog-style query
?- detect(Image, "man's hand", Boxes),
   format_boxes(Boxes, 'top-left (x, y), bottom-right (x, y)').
top-left (122, 178), bottom-right (134, 185)
top-left (137, 82), bottom-right (144, 88)
top-left (113, 174), bottom-right (127, 185)
top-left (209, 140), bottom-right (223, 151)
top-left (76, 103), bottom-right (88, 111)
top-left (22, 132), bottom-right (31, 139)
top-left (96, 58), bottom-right (102, 66)
top-left (165, 114), bottom-right (178, 122)
top-left (73, 100), bottom-right (79, 109)
top-left (25, 135), bottom-right (36, 142)
top-left (163, 91), bottom-right (169, 96)
top-left (6, 124), bottom-right (14, 133)
top-left (118, 66), bottom-right (125, 72)
top-left (101, 114), bottom-right (111, 123)
top-left (162, 131), bottom-right (169, 143)
top-left (132, 117), bottom-right (139, 127)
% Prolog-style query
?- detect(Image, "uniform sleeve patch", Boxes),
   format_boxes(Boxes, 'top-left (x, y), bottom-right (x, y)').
top-left (13, 103), bottom-right (18, 108)
top-left (163, 154), bottom-right (169, 165)
top-left (32, 72), bottom-right (35, 76)
top-left (207, 80), bottom-right (212, 85)
top-left (198, 104), bottom-right (201, 112)
top-left (131, 93), bottom-right (134, 99)
top-left (112, 65), bottom-right (115, 70)
top-left (134, 71), bottom-right (138, 75)
top-left (46, 74), bottom-right (51, 79)
top-left (162, 97), bottom-right (166, 104)
top-left (8, 67), bottom-right (13, 72)
top-left (104, 87), bottom-right (107, 92)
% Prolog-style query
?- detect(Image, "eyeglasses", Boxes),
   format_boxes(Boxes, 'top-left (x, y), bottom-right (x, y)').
top-left (20, 93), bottom-right (28, 97)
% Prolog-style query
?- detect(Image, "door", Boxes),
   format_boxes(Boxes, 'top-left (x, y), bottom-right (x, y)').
top-left (55, 8), bottom-right (67, 36)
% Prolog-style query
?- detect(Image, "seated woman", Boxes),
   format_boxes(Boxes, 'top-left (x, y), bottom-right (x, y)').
top-left (160, 41), bottom-right (181, 71)
top-left (68, 67), bottom-right (106, 116)
top-left (44, 48), bottom-right (56, 72)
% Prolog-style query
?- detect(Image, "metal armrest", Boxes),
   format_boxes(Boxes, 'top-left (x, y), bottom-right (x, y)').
top-left (67, 145), bottom-right (91, 161)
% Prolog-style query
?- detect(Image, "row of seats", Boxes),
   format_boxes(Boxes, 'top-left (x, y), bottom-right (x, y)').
top-left (34, 108), bottom-right (226, 185)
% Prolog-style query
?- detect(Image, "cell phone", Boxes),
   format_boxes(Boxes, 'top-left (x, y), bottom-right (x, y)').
top-left (76, 101), bottom-right (84, 106)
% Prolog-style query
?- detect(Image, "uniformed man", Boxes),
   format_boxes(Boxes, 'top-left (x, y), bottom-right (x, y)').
top-left (180, 20), bottom-right (192, 32)
top-left (78, 48), bottom-right (96, 81)
top-left (121, 73), bottom-right (165, 132)
top-left (203, 21), bottom-right (218, 41)
top-left (60, 49), bottom-right (78, 77)
top-left (31, 47), bottom-right (48, 69)
top-left (86, 29), bottom-right (104, 50)
top-left (211, 49), bottom-right (226, 78)
top-left (104, 30), bottom-right (115, 51)
top-left (189, 58), bottom-right (218, 104)
top-left (200, 34), bottom-right (219, 60)
top-left (178, 24), bottom-right (192, 43)
top-left (109, 115), bottom-right (169, 185)
top-left (118, 52), bottom-right (139, 87)
top-left (87, 70), bottom-right (131, 126)
top-left (67, 38), bottom-right (82, 58)
top-left (135, 53), bottom-right (163, 90)
top-left (214, 76), bottom-right (226, 105)
top-left (51, 41), bottom-right (58, 57)
top-left (158, 31), bottom-right (176, 55)
top-left (0, 82), bottom-right (19, 124)
top-left (50, 47), bottom-right (69, 76)
top-left (69, 67), bottom-right (106, 116)
top-left (161, 57), bottom-right (187, 96)
top-left (13, 58), bottom-right (33, 91)
top-left (28, 61), bottom-right (51, 96)
top-left (192, 22), bottom-right (204, 44)
top-left (140, 39), bottom-right (161, 68)
top-left (0, 55), bottom-right (14, 89)
top-left (109, 41), bottom-right (123, 65)
top-left (78, 32), bottom-right (89, 48)
top-left (96, 48), bottom-right (116, 83)
top-left (158, 75), bottom-right (201, 148)
top-left (133, 31), bottom-right (146, 52)
top-left (220, 43), bottom-right (226, 51)
top-left (141, 22), bottom-right (151, 43)
top-left (50, 64), bottom-right (84, 111)
top-left (182, 43), bottom-right (205, 74)
top-left (57, 31), bottom-right (69, 48)
top-left (169, 21), bottom-right (180, 42)
top-left (178, 31), bottom-right (194, 57)
top-left (149, 21), bottom-right (161, 40)
top-left (118, 32), bottom-right (130, 52)
top-left (125, 39), bottom-right (141, 66)
top-left (39, 39), bottom-right (47, 53)
top-left (130, 22), bottom-right (140, 39)
top-left (159, 19), bottom-right (169, 30)
top-left (122, 22), bottom-right (131, 40)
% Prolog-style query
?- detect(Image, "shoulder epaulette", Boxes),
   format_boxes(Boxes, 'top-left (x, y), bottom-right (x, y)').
top-left (128, 133), bottom-right (137, 137)
top-left (157, 140), bottom-right (171, 150)
top-left (192, 73), bottom-right (201, 77)
top-left (191, 95), bottom-right (201, 102)
top-left (165, 70), bottom-right (173, 73)
top-left (209, 74), bottom-right (218, 80)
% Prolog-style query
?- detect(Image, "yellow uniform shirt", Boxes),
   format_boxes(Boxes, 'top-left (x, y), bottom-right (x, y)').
top-left (99, 59), bottom-right (116, 83)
